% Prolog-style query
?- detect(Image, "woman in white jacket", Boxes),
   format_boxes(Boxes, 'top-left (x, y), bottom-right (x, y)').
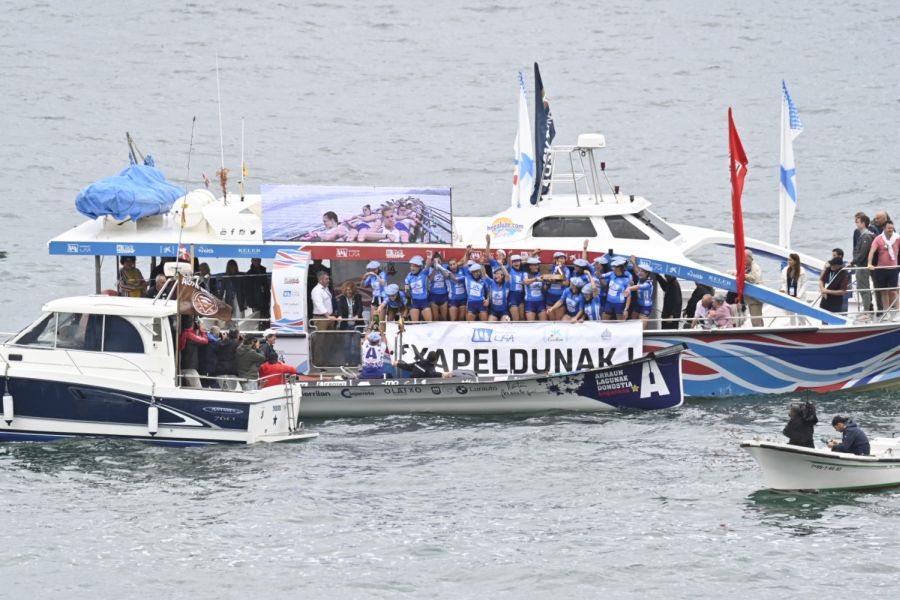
top-left (780, 253), bottom-right (808, 325)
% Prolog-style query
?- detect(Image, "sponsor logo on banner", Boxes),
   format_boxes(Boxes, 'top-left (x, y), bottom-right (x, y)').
top-left (543, 327), bottom-right (566, 343)
top-left (488, 217), bottom-right (525, 239)
top-left (472, 328), bottom-right (514, 343)
top-left (116, 244), bottom-right (135, 254)
top-left (335, 248), bottom-right (361, 258)
top-left (386, 249), bottom-right (406, 259)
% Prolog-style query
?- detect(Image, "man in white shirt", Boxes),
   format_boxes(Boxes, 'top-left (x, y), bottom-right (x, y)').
top-left (690, 294), bottom-right (714, 329)
top-left (311, 272), bottom-right (337, 330)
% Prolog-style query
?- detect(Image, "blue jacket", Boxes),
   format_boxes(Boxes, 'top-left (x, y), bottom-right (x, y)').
top-left (832, 420), bottom-right (870, 455)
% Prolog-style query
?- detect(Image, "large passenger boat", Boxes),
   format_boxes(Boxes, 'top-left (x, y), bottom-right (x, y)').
top-left (43, 129), bottom-right (900, 399)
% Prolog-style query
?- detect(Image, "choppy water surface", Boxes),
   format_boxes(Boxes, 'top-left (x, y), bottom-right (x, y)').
top-left (3, 0), bottom-right (900, 597)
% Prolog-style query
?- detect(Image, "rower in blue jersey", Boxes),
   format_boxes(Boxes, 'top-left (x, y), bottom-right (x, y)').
top-left (404, 255), bottom-right (432, 322)
top-left (377, 283), bottom-right (407, 322)
top-left (487, 260), bottom-right (512, 321)
top-left (427, 252), bottom-right (451, 321)
top-left (545, 251), bottom-right (571, 319)
top-left (490, 250), bottom-right (526, 321)
top-left (603, 258), bottom-right (633, 321)
top-left (440, 253), bottom-right (488, 322)
top-left (570, 258), bottom-right (592, 288)
top-left (628, 260), bottom-right (655, 329)
top-left (590, 255), bottom-right (611, 306)
top-left (523, 256), bottom-right (548, 321)
top-left (550, 277), bottom-right (585, 321)
top-left (360, 260), bottom-right (388, 308)
top-left (445, 249), bottom-right (471, 322)
top-left (581, 284), bottom-right (604, 321)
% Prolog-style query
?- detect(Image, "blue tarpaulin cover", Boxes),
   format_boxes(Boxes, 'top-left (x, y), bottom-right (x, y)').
top-left (75, 156), bottom-right (185, 221)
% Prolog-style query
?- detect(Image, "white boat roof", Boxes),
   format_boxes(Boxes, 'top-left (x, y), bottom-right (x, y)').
top-left (43, 295), bottom-right (178, 318)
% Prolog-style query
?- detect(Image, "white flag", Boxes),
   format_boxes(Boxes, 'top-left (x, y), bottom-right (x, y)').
top-left (778, 80), bottom-right (803, 249)
top-left (510, 72), bottom-right (535, 208)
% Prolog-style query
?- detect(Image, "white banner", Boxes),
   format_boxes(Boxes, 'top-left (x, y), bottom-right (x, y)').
top-left (385, 321), bottom-right (643, 376)
top-left (270, 247), bottom-right (310, 333)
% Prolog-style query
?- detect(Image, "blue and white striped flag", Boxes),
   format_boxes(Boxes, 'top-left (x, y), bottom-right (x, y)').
top-left (778, 80), bottom-right (803, 249)
top-left (511, 72), bottom-right (535, 208)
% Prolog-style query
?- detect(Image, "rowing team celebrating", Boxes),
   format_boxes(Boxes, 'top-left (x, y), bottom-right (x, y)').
top-left (363, 236), bottom-right (655, 327)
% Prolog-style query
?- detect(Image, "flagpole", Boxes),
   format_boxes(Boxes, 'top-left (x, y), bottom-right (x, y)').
top-left (728, 108), bottom-right (749, 303)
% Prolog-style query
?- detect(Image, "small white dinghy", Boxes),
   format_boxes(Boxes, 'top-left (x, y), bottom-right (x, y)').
top-left (741, 438), bottom-right (900, 492)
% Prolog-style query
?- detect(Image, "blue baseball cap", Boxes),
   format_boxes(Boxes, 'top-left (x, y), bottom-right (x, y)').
top-left (570, 278), bottom-right (585, 288)
top-left (574, 258), bottom-right (589, 268)
top-left (553, 251), bottom-right (566, 259)
top-left (409, 256), bottom-right (424, 266)
top-left (594, 256), bottom-right (609, 265)
top-left (509, 254), bottom-right (522, 262)
top-left (526, 257), bottom-right (540, 265)
top-left (469, 263), bottom-right (482, 272)
top-left (385, 283), bottom-right (400, 295)
top-left (611, 258), bottom-right (627, 267)
top-left (582, 285), bottom-right (594, 296)
top-left (368, 332), bottom-right (381, 343)
top-left (366, 260), bottom-right (381, 269)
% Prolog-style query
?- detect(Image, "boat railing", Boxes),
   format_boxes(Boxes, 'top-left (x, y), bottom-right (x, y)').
top-left (176, 371), bottom-right (279, 392)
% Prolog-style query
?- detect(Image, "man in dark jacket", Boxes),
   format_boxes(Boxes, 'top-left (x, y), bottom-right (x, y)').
top-left (828, 416), bottom-right (871, 455)
top-left (236, 336), bottom-right (267, 390)
top-left (782, 404), bottom-right (816, 448)
top-left (215, 329), bottom-right (241, 389)
top-left (393, 351), bottom-right (451, 379)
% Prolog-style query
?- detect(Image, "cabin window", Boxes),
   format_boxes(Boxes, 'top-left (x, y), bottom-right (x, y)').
top-left (605, 216), bottom-right (650, 240)
top-left (532, 217), bottom-right (597, 238)
top-left (635, 210), bottom-right (679, 241)
top-left (103, 315), bottom-right (145, 353)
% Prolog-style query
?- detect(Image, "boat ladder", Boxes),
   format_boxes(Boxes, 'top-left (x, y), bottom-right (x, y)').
top-left (284, 379), bottom-right (299, 432)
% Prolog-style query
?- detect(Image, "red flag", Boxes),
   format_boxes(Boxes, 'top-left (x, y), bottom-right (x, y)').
top-left (728, 108), bottom-right (749, 302)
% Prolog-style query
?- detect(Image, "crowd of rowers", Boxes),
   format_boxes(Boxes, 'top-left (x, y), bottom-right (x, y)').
top-left (309, 237), bottom-right (657, 330)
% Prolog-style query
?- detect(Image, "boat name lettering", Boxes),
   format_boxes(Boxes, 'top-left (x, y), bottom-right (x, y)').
top-left (201, 406), bottom-right (245, 415)
top-left (315, 381), bottom-right (349, 387)
top-left (304, 389), bottom-right (335, 397)
top-left (380, 380), bottom-right (400, 385)
top-left (383, 386), bottom-right (422, 395)
top-left (810, 464), bottom-right (843, 472)
top-left (341, 388), bottom-right (375, 398)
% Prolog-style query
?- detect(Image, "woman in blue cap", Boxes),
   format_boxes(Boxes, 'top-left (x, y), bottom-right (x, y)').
top-left (523, 256), bottom-right (548, 320)
top-left (360, 330), bottom-right (391, 379)
top-left (489, 249), bottom-right (526, 321)
top-left (580, 284), bottom-right (604, 321)
top-left (428, 251), bottom-right (450, 321)
top-left (590, 255), bottom-right (611, 307)
top-left (377, 283), bottom-right (407, 322)
top-left (361, 260), bottom-right (388, 309)
top-left (550, 277), bottom-right (586, 321)
top-left (545, 251), bottom-right (572, 319)
top-left (487, 260), bottom-right (513, 321)
top-left (445, 246), bottom-right (473, 322)
top-left (603, 258), bottom-right (633, 321)
top-left (404, 255), bottom-right (432, 322)
top-left (628, 258), bottom-right (655, 328)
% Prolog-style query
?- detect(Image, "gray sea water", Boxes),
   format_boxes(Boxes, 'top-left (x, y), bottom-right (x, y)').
top-left (2, 0), bottom-right (900, 597)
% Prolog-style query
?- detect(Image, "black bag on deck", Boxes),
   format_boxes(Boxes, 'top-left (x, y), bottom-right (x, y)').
top-left (799, 401), bottom-right (818, 425)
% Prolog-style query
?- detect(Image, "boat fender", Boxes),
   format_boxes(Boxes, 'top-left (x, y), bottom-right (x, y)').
top-left (2, 391), bottom-right (12, 425)
top-left (148, 404), bottom-right (159, 436)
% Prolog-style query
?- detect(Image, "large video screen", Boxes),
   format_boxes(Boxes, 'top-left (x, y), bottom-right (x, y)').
top-left (261, 185), bottom-right (452, 244)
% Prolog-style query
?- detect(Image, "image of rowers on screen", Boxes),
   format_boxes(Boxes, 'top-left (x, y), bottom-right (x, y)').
top-left (298, 197), bottom-right (431, 243)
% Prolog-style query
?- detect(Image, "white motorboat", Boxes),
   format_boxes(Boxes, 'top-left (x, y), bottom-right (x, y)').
top-left (0, 295), bottom-right (317, 446)
top-left (741, 438), bottom-right (900, 492)
top-left (296, 344), bottom-right (685, 418)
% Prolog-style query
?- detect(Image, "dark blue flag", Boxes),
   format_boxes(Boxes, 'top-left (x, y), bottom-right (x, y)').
top-left (530, 62), bottom-right (556, 205)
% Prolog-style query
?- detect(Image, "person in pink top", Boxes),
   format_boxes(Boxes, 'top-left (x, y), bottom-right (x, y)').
top-left (709, 294), bottom-right (735, 328)
top-left (867, 219), bottom-right (900, 318)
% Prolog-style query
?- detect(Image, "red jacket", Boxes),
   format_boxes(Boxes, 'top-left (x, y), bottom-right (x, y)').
top-left (258, 361), bottom-right (298, 388)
